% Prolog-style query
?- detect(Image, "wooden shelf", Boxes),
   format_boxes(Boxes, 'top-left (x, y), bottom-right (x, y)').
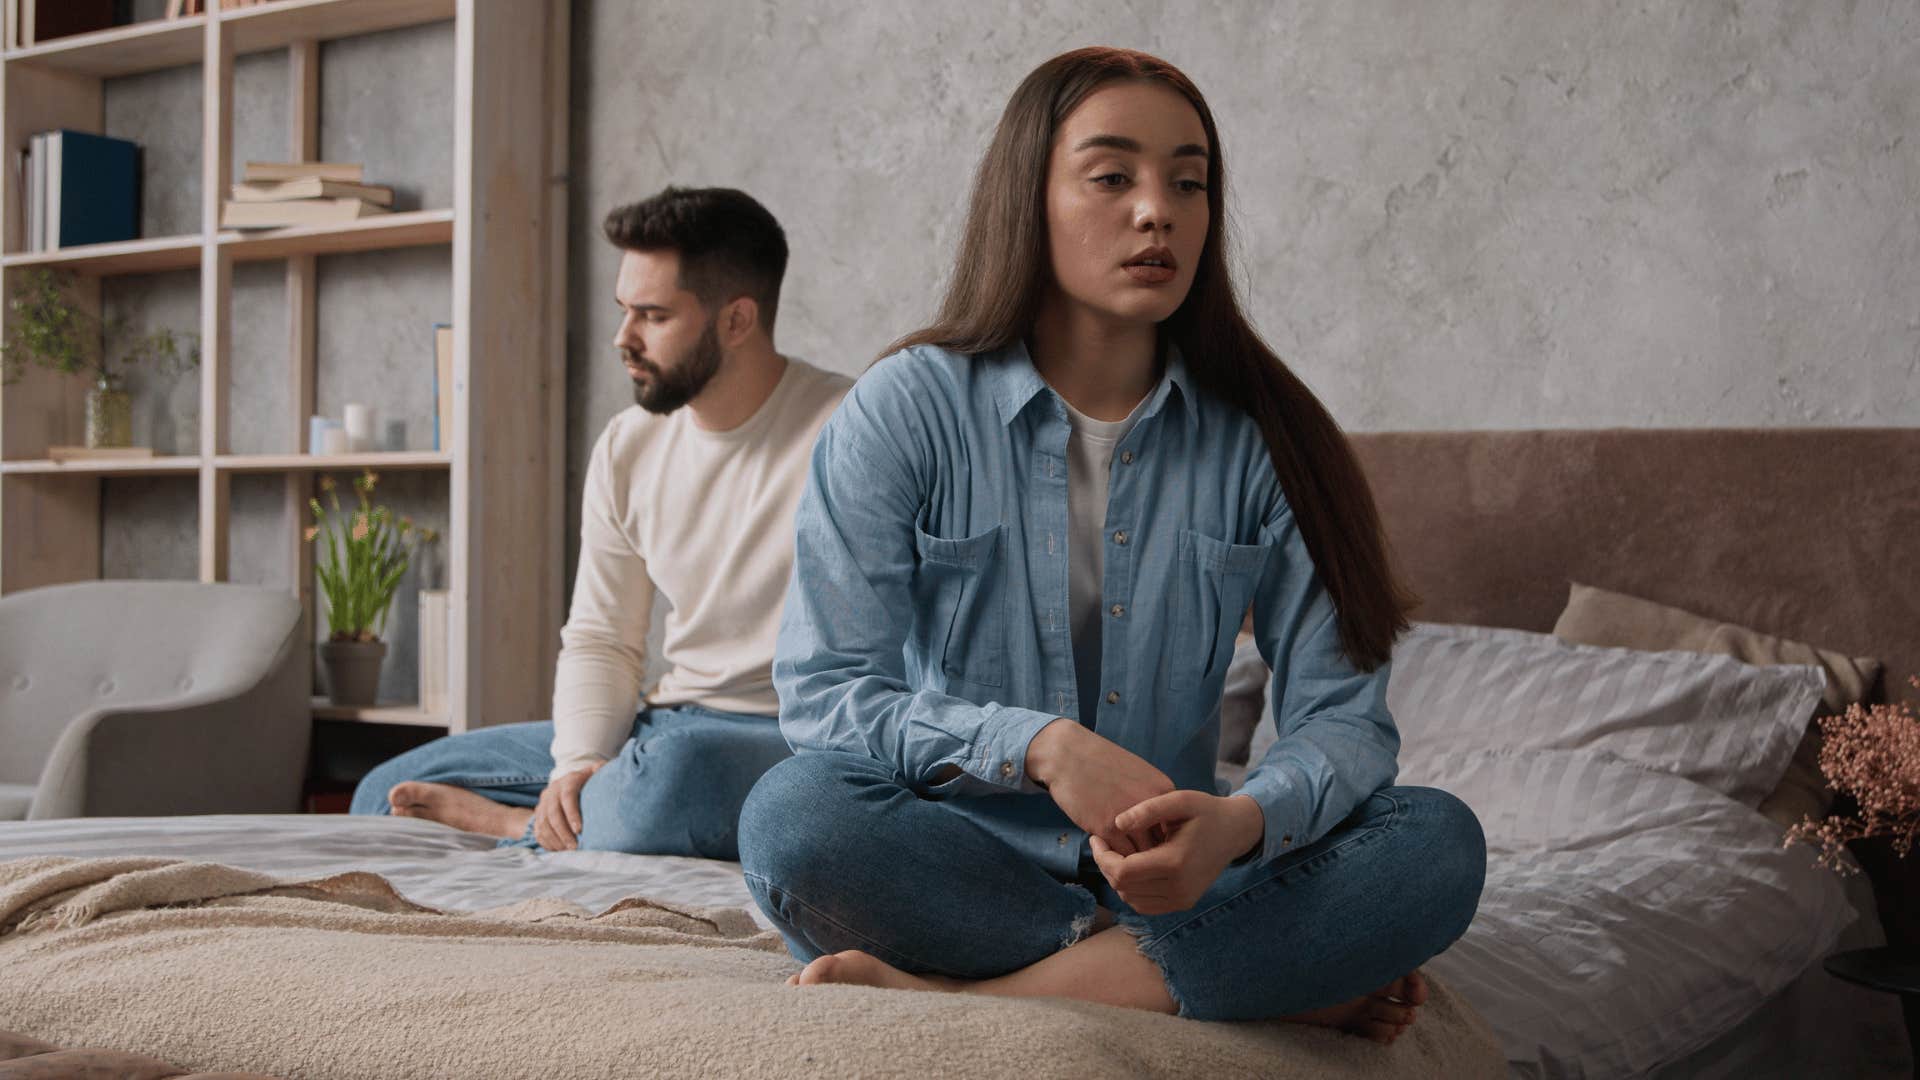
top-left (216, 451), bottom-right (450, 473)
top-left (221, 208), bottom-right (452, 262)
top-left (3, 16), bottom-right (205, 79)
top-left (0, 0), bottom-right (456, 79)
top-left (223, 0), bottom-right (455, 57)
top-left (0, 455), bottom-right (201, 476)
top-left (0, 211), bottom-right (451, 277)
top-left (312, 697), bottom-right (447, 727)
top-left (2, 234), bottom-right (201, 275)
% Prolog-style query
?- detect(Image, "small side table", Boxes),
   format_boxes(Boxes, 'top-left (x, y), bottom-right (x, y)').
top-left (1824, 946), bottom-right (1920, 1067)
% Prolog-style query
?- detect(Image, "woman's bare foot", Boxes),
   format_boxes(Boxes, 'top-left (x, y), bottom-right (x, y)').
top-left (1281, 969), bottom-right (1428, 1045)
top-left (387, 781), bottom-right (533, 840)
top-left (784, 950), bottom-right (963, 993)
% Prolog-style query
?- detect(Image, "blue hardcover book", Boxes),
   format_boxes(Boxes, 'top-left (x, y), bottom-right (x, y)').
top-left (47, 129), bottom-right (141, 248)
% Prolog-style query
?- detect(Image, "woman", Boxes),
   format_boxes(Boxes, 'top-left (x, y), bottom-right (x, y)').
top-left (737, 47), bottom-right (1486, 1043)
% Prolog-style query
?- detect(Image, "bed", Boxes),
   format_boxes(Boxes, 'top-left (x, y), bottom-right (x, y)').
top-left (1, 426), bottom-right (1915, 1078)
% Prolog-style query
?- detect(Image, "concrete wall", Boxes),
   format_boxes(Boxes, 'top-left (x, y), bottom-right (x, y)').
top-left (95, 1), bottom-right (1920, 699)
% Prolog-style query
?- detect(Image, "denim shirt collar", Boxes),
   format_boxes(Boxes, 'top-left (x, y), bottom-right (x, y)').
top-left (988, 337), bottom-right (1200, 429)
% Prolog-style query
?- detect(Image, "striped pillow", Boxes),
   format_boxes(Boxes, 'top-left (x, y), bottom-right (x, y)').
top-left (1379, 622), bottom-right (1827, 807)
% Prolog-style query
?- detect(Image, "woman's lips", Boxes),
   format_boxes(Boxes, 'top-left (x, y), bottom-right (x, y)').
top-left (1124, 263), bottom-right (1176, 285)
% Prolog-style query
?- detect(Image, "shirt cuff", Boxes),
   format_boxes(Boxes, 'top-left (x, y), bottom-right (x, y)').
top-left (924, 704), bottom-right (1061, 797)
top-left (548, 754), bottom-right (609, 783)
top-left (1230, 766), bottom-right (1313, 866)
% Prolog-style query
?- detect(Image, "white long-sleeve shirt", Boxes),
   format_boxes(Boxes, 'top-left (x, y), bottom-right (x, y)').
top-left (548, 357), bottom-right (851, 778)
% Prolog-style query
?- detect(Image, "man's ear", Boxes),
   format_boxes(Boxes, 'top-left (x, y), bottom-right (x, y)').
top-left (722, 297), bottom-right (759, 346)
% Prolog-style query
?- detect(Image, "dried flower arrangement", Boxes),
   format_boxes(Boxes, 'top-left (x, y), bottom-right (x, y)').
top-left (1784, 677), bottom-right (1920, 875)
top-left (305, 469), bottom-right (437, 643)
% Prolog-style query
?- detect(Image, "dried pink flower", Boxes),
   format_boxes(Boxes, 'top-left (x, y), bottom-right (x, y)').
top-left (1784, 677), bottom-right (1920, 875)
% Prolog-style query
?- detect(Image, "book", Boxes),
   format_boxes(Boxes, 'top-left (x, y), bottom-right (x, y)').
top-left (47, 446), bottom-right (154, 462)
top-left (433, 324), bottom-right (454, 452)
top-left (418, 589), bottom-right (450, 715)
top-left (30, 0), bottom-right (116, 44)
top-left (243, 161), bottom-right (363, 183)
top-left (43, 129), bottom-right (141, 249)
top-left (26, 134), bottom-right (44, 252)
top-left (231, 177), bottom-right (394, 206)
top-left (221, 197), bottom-right (389, 229)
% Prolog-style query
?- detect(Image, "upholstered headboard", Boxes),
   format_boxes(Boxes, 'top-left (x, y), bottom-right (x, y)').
top-left (1349, 428), bottom-right (1920, 705)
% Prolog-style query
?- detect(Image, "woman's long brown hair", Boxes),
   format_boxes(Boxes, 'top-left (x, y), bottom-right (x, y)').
top-left (887, 46), bottom-right (1417, 671)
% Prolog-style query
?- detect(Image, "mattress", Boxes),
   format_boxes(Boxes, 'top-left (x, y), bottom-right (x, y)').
top-left (0, 811), bottom-right (1908, 1078)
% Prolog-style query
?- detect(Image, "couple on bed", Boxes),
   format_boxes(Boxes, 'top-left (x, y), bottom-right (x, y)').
top-left (353, 47), bottom-right (1485, 1044)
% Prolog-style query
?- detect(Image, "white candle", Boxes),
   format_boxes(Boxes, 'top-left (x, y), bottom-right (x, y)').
top-left (342, 403), bottom-right (376, 452)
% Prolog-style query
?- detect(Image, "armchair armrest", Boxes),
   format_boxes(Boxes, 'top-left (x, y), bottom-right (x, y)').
top-left (27, 625), bottom-right (309, 819)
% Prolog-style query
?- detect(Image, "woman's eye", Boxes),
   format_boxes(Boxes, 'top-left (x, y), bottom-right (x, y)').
top-left (1177, 179), bottom-right (1208, 193)
top-left (1094, 173), bottom-right (1129, 188)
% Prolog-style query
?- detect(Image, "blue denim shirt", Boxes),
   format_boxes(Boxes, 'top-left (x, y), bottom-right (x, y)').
top-left (773, 341), bottom-right (1400, 878)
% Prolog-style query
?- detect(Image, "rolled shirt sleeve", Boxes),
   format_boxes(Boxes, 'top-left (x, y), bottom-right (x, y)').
top-left (1229, 500), bottom-right (1400, 866)
top-left (774, 386), bottom-right (1060, 797)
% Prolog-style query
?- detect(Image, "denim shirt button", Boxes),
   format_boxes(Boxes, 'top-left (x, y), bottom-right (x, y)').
top-left (1057, 832), bottom-right (1069, 845)
top-left (1108, 603), bottom-right (1124, 618)
top-left (1282, 835), bottom-right (1293, 846)
top-left (1112, 529), bottom-right (1128, 545)
top-left (1120, 451), bottom-right (1135, 464)
top-left (999, 760), bottom-right (1014, 778)
top-left (1105, 690), bottom-right (1120, 705)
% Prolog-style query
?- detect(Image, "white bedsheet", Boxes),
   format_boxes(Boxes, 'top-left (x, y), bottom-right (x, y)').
top-left (0, 813), bottom-right (774, 931)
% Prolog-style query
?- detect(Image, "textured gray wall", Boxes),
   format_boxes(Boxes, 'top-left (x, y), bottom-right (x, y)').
top-left (567, 0), bottom-right (1919, 685)
top-left (92, 2), bottom-right (1920, 704)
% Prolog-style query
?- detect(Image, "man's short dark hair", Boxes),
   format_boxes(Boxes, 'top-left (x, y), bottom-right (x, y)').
top-left (603, 187), bottom-right (789, 333)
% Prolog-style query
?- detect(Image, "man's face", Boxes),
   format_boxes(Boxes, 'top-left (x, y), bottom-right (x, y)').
top-left (612, 249), bottom-right (723, 414)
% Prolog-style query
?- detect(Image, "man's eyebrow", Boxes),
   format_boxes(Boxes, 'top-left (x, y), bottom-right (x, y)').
top-left (615, 298), bottom-right (672, 314)
top-left (1071, 133), bottom-right (1209, 159)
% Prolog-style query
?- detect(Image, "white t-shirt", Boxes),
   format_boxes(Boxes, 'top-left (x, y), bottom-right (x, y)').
top-left (547, 358), bottom-right (851, 778)
top-left (1060, 393), bottom-right (1147, 729)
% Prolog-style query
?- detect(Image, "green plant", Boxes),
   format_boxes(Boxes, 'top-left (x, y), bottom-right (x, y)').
top-left (0, 267), bottom-right (199, 387)
top-left (305, 470), bottom-right (436, 642)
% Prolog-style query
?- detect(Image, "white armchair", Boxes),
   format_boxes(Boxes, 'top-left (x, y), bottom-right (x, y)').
top-left (0, 580), bottom-right (308, 819)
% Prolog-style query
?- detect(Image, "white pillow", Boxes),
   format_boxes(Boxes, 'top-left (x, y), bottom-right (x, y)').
top-left (1242, 621), bottom-right (1826, 808)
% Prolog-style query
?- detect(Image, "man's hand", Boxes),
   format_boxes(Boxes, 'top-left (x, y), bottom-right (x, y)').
top-left (533, 761), bottom-right (606, 851)
top-left (1025, 718), bottom-right (1176, 855)
top-left (1088, 792), bottom-right (1265, 915)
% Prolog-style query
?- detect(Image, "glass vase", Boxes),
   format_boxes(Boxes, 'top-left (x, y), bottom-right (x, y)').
top-left (84, 378), bottom-right (132, 449)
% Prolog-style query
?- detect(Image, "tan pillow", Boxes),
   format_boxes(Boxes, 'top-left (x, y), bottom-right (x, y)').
top-left (1552, 581), bottom-right (1883, 830)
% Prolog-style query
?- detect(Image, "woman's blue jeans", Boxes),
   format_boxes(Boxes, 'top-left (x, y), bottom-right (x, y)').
top-left (348, 704), bottom-right (791, 860)
top-left (736, 751), bottom-right (1486, 1021)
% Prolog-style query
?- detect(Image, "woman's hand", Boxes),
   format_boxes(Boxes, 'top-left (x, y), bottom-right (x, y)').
top-left (1025, 718), bottom-right (1175, 854)
top-left (1088, 792), bottom-right (1266, 915)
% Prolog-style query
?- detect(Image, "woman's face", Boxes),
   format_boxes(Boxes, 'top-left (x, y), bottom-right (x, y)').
top-left (1043, 79), bottom-right (1211, 329)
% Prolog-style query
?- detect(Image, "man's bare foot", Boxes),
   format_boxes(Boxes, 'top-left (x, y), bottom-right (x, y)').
top-left (1282, 969), bottom-right (1428, 1045)
top-left (387, 781), bottom-right (533, 840)
top-left (783, 950), bottom-right (963, 993)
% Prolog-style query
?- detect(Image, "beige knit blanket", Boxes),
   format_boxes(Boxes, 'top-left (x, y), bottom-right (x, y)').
top-left (0, 856), bottom-right (1503, 1080)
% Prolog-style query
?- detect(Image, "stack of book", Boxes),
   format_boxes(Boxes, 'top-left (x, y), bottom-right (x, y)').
top-left (220, 161), bottom-right (394, 229)
top-left (19, 129), bottom-right (141, 251)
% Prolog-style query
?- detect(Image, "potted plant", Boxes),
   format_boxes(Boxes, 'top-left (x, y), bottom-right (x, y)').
top-left (305, 469), bottom-right (433, 705)
top-left (0, 267), bottom-right (200, 449)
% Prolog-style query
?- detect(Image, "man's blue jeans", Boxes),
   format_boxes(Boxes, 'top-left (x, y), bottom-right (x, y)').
top-left (349, 704), bottom-right (791, 860)
top-left (737, 751), bottom-right (1486, 1021)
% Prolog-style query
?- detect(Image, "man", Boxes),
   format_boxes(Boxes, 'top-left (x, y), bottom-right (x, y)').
top-left (349, 186), bottom-right (850, 858)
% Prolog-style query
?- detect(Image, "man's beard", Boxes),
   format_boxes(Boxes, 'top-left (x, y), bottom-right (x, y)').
top-left (628, 318), bottom-right (723, 414)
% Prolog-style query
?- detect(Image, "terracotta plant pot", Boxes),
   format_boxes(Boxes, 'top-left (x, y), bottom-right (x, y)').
top-left (321, 638), bottom-right (387, 706)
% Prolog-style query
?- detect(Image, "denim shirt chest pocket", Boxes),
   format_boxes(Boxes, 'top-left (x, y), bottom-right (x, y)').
top-left (1167, 529), bottom-right (1268, 691)
top-left (910, 521), bottom-right (1008, 688)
